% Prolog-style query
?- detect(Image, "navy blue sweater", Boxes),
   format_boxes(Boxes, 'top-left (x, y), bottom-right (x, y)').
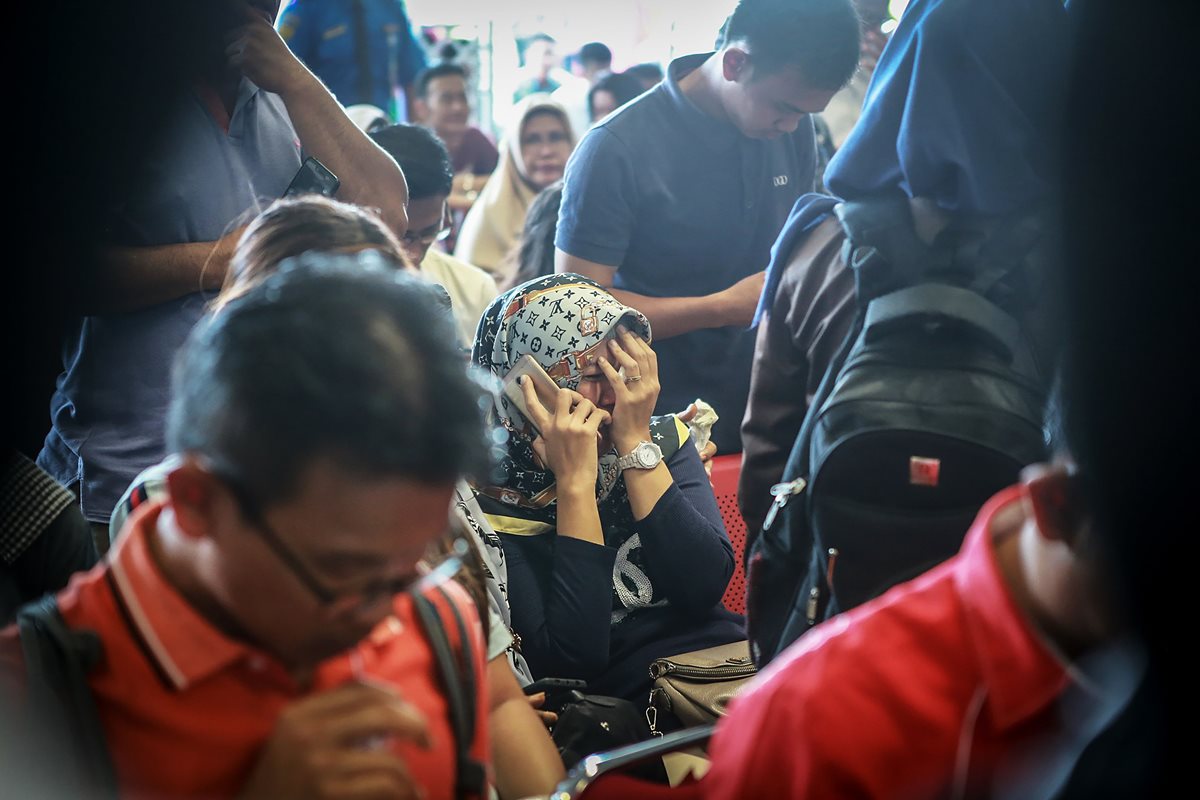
top-left (478, 425), bottom-right (744, 702)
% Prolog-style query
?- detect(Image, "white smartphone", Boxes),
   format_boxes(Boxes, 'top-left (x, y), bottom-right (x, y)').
top-left (501, 355), bottom-right (561, 434)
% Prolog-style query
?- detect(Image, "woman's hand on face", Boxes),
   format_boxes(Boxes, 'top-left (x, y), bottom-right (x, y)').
top-left (520, 377), bottom-right (609, 493)
top-left (598, 326), bottom-right (661, 454)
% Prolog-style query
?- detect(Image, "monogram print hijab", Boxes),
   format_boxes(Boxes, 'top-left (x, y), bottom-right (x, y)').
top-left (472, 273), bottom-right (683, 624)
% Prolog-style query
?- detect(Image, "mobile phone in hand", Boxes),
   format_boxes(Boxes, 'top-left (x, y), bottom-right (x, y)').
top-left (501, 355), bottom-right (560, 434)
top-left (283, 156), bottom-right (340, 198)
top-left (523, 677), bottom-right (587, 696)
top-left (523, 677), bottom-right (587, 713)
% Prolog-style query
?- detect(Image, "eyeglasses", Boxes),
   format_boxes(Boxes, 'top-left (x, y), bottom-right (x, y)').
top-left (400, 204), bottom-right (452, 248)
top-left (218, 473), bottom-right (461, 608)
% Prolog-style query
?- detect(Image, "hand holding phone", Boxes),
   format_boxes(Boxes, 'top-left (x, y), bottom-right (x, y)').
top-left (501, 355), bottom-right (562, 434)
top-left (283, 156), bottom-right (340, 198)
top-left (502, 355), bottom-right (609, 489)
top-left (523, 677), bottom-right (587, 714)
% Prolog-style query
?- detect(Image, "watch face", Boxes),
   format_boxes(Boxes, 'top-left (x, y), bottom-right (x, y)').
top-left (636, 442), bottom-right (660, 468)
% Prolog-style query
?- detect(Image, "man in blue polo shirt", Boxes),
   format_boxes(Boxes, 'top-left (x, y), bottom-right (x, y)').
top-left (555, 0), bottom-right (861, 454)
top-left (36, 0), bottom-right (410, 548)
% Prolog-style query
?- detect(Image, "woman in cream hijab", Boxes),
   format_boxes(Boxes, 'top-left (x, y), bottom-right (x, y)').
top-left (455, 95), bottom-right (574, 280)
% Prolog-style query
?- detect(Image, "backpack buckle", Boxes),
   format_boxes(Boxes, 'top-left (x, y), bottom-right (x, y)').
top-left (762, 478), bottom-right (807, 531)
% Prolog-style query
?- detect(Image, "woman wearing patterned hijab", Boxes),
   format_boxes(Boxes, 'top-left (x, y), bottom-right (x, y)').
top-left (471, 273), bottom-right (744, 702)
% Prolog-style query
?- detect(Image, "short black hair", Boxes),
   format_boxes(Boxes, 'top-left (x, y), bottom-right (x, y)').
top-left (579, 42), bottom-right (613, 68)
top-left (521, 33), bottom-right (556, 62)
top-left (370, 124), bottom-right (454, 201)
top-left (625, 62), bottom-right (665, 87)
top-left (588, 72), bottom-right (646, 120)
top-left (415, 62), bottom-right (468, 98)
top-left (167, 251), bottom-right (490, 506)
top-left (722, 0), bottom-right (861, 89)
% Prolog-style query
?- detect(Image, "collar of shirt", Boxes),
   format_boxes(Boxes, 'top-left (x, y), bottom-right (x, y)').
top-left (109, 498), bottom-right (404, 691)
top-left (952, 486), bottom-right (1071, 731)
top-left (663, 52), bottom-right (741, 153)
top-left (193, 77), bottom-right (262, 135)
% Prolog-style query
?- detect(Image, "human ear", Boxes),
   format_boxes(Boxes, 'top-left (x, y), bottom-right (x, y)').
top-left (165, 458), bottom-right (224, 541)
top-left (722, 48), bottom-right (749, 81)
top-left (1020, 463), bottom-right (1081, 545)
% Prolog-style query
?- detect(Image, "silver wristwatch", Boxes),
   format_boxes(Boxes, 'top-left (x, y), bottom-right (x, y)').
top-left (616, 441), bottom-right (663, 472)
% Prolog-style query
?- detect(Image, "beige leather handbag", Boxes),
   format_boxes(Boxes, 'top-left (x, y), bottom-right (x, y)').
top-left (646, 640), bottom-right (757, 733)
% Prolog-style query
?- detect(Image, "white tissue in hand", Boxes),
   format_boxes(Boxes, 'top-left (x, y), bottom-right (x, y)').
top-left (683, 399), bottom-right (719, 451)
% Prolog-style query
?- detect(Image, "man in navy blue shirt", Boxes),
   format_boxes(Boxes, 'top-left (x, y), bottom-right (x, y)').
top-left (555, 0), bottom-right (861, 454)
top-left (278, 0), bottom-right (427, 120)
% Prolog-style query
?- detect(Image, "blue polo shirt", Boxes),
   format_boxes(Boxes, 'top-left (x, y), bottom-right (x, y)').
top-left (37, 80), bottom-right (302, 523)
top-left (555, 53), bottom-right (816, 454)
top-left (278, 0), bottom-right (427, 117)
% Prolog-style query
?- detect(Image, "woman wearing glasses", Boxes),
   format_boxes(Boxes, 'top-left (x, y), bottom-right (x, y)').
top-left (454, 96), bottom-right (575, 283)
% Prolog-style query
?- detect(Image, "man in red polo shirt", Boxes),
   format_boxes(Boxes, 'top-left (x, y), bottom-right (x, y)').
top-left (701, 389), bottom-right (1125, 798)
top-left (2, 255), bottom-right (494, 799)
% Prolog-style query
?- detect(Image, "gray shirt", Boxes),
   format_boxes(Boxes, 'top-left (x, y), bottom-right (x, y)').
top-left (38, 80), bottom-right (302, 522)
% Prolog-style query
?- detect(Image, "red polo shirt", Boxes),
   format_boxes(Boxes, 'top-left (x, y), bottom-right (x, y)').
top-left (2, 500), bottom-right (489, 799)
top-left (701, 486), bottom-right (1076, 799)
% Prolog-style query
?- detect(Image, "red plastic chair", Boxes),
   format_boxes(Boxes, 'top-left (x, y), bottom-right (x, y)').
top-left (708, 454), bottom-right (747, 615)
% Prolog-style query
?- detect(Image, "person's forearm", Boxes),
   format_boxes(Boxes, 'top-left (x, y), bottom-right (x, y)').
top-left (621, 459), bottom-right (674, 521)
top-left (557, 251), bottom-right (735, 338)
top-left (553, 484), bottom-right (604, 545)
top-left (80, 238), bottom-right (236, 314)
top-left (635, 449), bottom-right (735, 613)
top-left (491, 698), bottom-right (565, 798)
top-left (277, 74), bottom-right (409, 236)
top-left (606, 288), bottom-right (730, 341)
top-left (488, 658), bottom-right (565, 799)
top-left (504, 536), bottom-right (615, 678)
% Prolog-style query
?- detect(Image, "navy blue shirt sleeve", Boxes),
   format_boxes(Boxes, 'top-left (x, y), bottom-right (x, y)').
top-left (394, 2), bottom-right (427, 85)
top-left (277, 1), bottom-right (316, 65)
top-left (496, 433), bottom-right (734, 682)
top-left (634, 438), bottom-right (735, 615)
top-left (555, 127), bottom-right (639, 267)
top-left (500, 532), bottom-right (617, 681)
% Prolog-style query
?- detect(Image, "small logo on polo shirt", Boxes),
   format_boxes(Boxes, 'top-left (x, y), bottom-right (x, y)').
top-left (773, 175), bottom-right (789, 187)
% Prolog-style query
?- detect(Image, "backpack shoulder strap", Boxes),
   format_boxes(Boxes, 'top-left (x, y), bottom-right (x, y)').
top-left (409, 586), bottom-right (487, 800)
top-left (16, 595), bottom-right (118, 798)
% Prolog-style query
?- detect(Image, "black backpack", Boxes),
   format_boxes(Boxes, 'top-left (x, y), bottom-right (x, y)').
top-left (746, 195), bottom-right (1049, 667)
top-left (14, 596), bottom-right (117, 799)
top-left (14, 587), bottom-right (486, 799)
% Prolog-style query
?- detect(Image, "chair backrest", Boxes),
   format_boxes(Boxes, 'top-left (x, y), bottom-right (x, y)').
top-left (708, 455), bottom-right (747, 615)
top-left (551, 725), bottom-right (714, 800)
